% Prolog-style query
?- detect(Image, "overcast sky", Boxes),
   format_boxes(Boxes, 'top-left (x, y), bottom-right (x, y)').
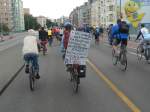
top-left (22, 0), bottom-right (88, 19)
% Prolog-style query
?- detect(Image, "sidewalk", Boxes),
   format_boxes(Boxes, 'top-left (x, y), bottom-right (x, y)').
top-left (0, 35), bottom-right (14, 42)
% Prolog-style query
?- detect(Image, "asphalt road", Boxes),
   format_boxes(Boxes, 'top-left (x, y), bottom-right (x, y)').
top-left (0, 35), bottom-right (150, 112)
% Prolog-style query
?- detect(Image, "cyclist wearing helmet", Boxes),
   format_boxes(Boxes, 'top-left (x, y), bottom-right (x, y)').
top-left (63, 23), bottom-right (72, 50)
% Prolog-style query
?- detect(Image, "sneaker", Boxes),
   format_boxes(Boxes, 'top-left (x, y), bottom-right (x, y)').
top-left (35, 73), bottom-right (40, 79)
top-left (25, 65), bottom-right (29, 74)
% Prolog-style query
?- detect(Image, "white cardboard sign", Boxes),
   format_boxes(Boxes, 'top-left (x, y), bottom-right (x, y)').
top-left (64, 31), bottom-right (92, 65)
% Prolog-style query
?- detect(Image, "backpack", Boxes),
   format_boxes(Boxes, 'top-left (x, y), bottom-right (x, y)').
top-left (119, 22), bottom-right (129, 34)
top-left (95, 28), bottom-right (100, 36)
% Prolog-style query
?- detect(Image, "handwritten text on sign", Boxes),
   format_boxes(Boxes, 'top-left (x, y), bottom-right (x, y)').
top-left (65, 31), bottom-right (92, 65)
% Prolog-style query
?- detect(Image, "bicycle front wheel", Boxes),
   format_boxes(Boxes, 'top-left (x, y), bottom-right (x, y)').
top-left (29, 73), bottom-right (35, 91)
top-left (137, 45), bottom-right (142, 60)
top-left (72, 73), bottom-right (79, 93)
top-left (112, 49), bottom-right (118, 65)
top-left (120, 53), bottom-right (127, 71)
top-left (145, 48), bottom-right (150, 64)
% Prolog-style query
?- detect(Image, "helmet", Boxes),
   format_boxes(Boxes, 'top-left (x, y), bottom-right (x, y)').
top-left (64, 22), bottom-right (72, 30)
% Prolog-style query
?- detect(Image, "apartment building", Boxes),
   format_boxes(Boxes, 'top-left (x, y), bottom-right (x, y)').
top-left (90, 0), bottom-right (117, 27)
top-left (101, 0), bottom-right (117, 27)
top-left (37, 16), bottom-right (47, 27)
top-left (12, 0), bottom-right (25, 31)
top-left (0, 0), bottom-right (25, 32)
top-left (69, 8), bottom-right (78, 27)
top-left (0, 0), bottom-right (13, 30)
top-left (91, 0), bottom-right (100, 27)
top-left (24, 8), bottom-right (30, 15)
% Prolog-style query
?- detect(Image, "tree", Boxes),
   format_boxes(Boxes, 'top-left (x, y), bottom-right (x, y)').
top-left (0, 23), bottom-right (9, 34)
top-left (46, 19), bottom-right (59, 28)
top-left (24, 14), bottom-right (41, 30)
top-left (46, 19), bottom-right (52, 28)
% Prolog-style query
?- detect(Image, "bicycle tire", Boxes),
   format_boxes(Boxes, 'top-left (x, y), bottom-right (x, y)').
top-left (145, 48), bottom-right (150, 64)
top-left (120, 52), bottom-right (127, 71)
top-left (137, 45), bottom-right (142, 60)
top-left (29, 67), bottom-right (35, 91)
top-left (112, 49), bottom-right (117, 65)
top-left (72, 73), bottom-right (79, 93)
top-left (29, 74), bottom-right (34, 91)
top-left (43, 46), bottom-right (46, 55)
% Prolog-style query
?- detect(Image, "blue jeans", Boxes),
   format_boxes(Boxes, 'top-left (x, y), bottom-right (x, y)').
top-left (24, 53), bottom-right (39, 73)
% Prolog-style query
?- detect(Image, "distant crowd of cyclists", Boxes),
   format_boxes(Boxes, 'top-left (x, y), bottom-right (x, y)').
top-left (22, 18), bottom-right (150, 80)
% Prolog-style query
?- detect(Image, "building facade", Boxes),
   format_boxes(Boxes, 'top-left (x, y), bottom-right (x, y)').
top-left (37, 16), bottom-right (47, 27)
top-left (12, 0), bottom-right (25, 31)
top-left (24, 8), bottom-right (30, 15)
top-left (101, 0), bottom-right (117, 27)
top-left (0, 0), bottom-right (25, 32)
top-left (70, 0), bottom-right (117, 28)
top-left (69, 2), bottom-right (89, 27)
top-left (91, 0), bottom-right (100, 27)
top-left (0, 0), bottom-right (13, 30)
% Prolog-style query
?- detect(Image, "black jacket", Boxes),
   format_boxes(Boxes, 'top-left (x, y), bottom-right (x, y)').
top-left (39, 30), bottom-right (48, 41)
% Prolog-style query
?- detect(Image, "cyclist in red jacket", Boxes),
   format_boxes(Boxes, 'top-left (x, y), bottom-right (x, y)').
top-left (63, 23), bottom-right (72, 50)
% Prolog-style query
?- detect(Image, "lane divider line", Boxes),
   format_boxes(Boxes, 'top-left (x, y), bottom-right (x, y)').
top-left (0, 64), bottom-right (25, 96)
top-left (87, 59), bottom-right (141, 112)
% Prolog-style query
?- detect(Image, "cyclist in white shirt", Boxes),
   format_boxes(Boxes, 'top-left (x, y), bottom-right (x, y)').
top-left (136, 24), bottom-right (150, 52)
top-left (22, 29), bottom-right (40, 79)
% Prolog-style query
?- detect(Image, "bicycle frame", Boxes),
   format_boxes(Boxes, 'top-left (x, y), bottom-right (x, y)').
top-left (112, 45), bottom-right (127, 71)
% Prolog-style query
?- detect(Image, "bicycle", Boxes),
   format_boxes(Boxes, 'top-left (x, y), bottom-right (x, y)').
top-left (67, 64), bottom-right (86, 93)
top-left (28, 61), bottom-right (38, 91)
top-left (69, 64), bottom-right (80, 93)
top-left (137, 41), bottom-right (150, 64)
top-left (112, 45), bottom-right (127, 71)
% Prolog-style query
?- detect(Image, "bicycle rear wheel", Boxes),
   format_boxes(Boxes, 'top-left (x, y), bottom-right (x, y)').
top-left (29, 68), bottom-right (35, 91)
top-left (112, 49), bottom-right (118, 65)
top-left (145, 48), bottom-right (150, 64)
top-left (137, 45), bottom-right (142, 60)
top-left (120, 53), bottom-right (127, 71)
top-left (43, 46), bottom-right (46, 55)
top-left (72, 73), bottom-right (79, 93)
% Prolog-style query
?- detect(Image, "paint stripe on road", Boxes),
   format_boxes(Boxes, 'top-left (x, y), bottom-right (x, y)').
top-left (87, 59), bottom-right (141, 112)
top-left (0, 64), bottom-right (25, 96)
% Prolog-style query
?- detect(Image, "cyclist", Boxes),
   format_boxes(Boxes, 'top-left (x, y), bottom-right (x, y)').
top-left (39, 27), bottom-right (48, 52)
top-left (111, 19), bottom-right (129, 55)
top-left (135, 24), bottom-right (149, 52)
top-left (94, 27), bottom-right (100, 44)
top-left (48, 28), bottom-right (53, 46)
top-left (23, 29), bottom-right (40, 79)
top-left (61, 22), bottom-right (72, 70)
top-left (107, 24), bottom-right (113, 45)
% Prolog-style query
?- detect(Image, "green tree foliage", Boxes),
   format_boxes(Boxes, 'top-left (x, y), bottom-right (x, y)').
top-left (24, 14), bottom-right (41, 30)
top-left (46, 19), bottom-right (52, 28)
top-left (0, 23), bottom-right (9, 33)
top-left (46, 19), bottom-right (58, 28)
